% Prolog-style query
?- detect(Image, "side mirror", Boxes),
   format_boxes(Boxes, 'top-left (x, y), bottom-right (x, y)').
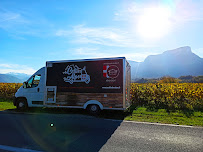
top-left (23, 82), bottom-right (27, 88)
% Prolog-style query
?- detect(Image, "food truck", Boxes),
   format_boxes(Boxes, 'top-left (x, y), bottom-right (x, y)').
top-left (14, 57), bottom-right (131, 114)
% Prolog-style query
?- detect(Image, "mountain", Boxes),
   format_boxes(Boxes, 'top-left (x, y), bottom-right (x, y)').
top-left (0, 46), bottom-right (202, 82)
top-left (7, 72), bottom-right (30, 81)
top-left (0, 74), bottom-right (23, 83)
top-left (130, 46), bottom-right (203, 79)
top-left (0, 73), bottom-right (31, 83)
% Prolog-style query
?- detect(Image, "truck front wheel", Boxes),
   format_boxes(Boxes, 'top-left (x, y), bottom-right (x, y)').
top-left (16, 98), bottom-right (28, 110)
top-left (87, 104), bottom-right (100, 115)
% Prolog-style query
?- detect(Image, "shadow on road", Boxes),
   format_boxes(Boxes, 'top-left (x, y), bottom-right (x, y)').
top-left (2, 108), bottom-right (133, 152)
top-left (6, 106), bottom-right (132, 120)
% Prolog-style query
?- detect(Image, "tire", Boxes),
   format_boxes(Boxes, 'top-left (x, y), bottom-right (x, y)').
top-left (87, 104), bottom-right (100, 115)
top-left (16, 98), bottom-right (28, 110)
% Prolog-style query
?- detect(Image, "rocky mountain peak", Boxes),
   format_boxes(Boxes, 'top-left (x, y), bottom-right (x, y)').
top-left (163, 46), bottom-right (192, 56)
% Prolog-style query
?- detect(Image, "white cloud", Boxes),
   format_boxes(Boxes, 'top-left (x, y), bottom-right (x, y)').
top-left (114, 1), bottom-right (203, 41)
top-left (55, 30), bottom-right (71, 36)
top-left (173, 0), bottom-right (203, 22)
top-left (70, 47), bottom-right (158, 62)
top-left (56, 25), bottom-right (155, 48)
top-left (0, 64), bottom-right (12, 68)
top-left (0, 12), bottom-right (20, 22)
top-left (117, 52), bottom-right (157, 62)
top-left (71, 47), bottom-right (111, 59)
top-left (0, 64), bottom-right (36, 75)
top-left (0, 9), bottom-right (53, 38)
top-left (113, 1), bottom-right (203, 40)
top-left (74, 47), bottom-right (100, 56)
top-left (0, 11), bottom-right (29, 30)
top-left (115, 1), bottom-right (203, 24)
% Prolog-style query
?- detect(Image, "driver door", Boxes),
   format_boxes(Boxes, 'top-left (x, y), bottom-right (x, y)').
top-left (25, 75), bottom-right (44, 106)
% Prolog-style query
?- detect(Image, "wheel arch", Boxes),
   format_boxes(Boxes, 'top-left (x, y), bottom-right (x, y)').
top-left (83, 100), bottom-right (103, 110)
top-left (16, 97), bottom-right (28, 105)
top-left (16, 97), bottom-right (27, 101)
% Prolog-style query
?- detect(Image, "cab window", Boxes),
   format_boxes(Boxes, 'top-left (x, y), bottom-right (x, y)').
top-left (27, 75), bottom-right (41, 88)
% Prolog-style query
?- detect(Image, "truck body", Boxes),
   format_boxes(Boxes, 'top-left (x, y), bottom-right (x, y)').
top-left (14, 57), bottom-right (131, 112)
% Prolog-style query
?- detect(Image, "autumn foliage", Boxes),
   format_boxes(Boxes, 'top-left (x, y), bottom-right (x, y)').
top-left (131, 83), bottom-right (203, 110)
top-left (1, 83), bottom-right (203, 111)
top-left (0, 83), bottom-right (22, 98)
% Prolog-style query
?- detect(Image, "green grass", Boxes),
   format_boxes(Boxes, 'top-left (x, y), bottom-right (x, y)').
top-left (0, 99), bottom-right (202, 127)
top-left (0, 98), bottom-right (15, 111)
top-left (124, 107), bottom-right (203, 126)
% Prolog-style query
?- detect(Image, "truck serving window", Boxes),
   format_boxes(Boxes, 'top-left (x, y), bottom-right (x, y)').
top-left (27, 75), bottom-right (41, 88)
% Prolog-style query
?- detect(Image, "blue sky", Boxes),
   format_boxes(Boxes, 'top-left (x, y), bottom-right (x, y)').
top-left (0, 0), bottom-right (203, 74)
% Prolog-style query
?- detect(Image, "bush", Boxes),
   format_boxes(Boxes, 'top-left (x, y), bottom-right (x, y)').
top-left (159, 76), bottom-right (181, 83)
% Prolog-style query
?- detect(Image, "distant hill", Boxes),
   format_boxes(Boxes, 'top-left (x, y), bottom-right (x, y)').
top-left (7, 73), bottom-right (30, 81)
top-left (132, 76), bottom-right (203, 83)
top-left (130, 46), bottom-right (203, 79)
top-left (1, 46), bottom-right (202, 82)
top-left (0, 74), bottom-right (23, 83)
top-left (0, 73), bottom-right (30, 83)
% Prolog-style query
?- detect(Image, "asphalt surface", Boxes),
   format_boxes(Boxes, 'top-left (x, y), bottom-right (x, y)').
top-left (0, 112), bottom-right (202, 152)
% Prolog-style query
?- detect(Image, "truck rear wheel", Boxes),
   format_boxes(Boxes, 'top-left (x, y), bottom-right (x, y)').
top-left (87, 104), bottom-right (100, 115)
top-left (16, 98), bottom-right (28, 110)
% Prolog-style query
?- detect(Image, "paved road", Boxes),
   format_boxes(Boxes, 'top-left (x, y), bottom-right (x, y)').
top-left (0, 112), bottom-right (202, 152)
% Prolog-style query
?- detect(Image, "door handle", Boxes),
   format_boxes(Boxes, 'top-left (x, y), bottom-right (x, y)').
top-left (37, 88), bottom-right (40, 92)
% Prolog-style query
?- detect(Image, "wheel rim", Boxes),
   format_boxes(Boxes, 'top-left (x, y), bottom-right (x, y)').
top-left (91, 105), bottom-right (97, 112)
top-left (19, 102), bottom-right (24, 108)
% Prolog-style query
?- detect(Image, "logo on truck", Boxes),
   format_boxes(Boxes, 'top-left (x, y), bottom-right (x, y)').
top-left (103, 65), bottom-right (120, 79)
top-left (63, 64), bottom-right (90, 84)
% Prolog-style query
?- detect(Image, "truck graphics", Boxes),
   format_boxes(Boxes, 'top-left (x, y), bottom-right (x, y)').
top-left (103, 65), bottom-right (120, 79)
top-left (63, 64), bottom-right (90, 84)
